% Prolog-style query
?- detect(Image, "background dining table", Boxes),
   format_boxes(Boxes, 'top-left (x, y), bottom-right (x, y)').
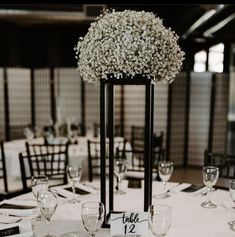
top-left (3, 136), bottom-right (131, 183)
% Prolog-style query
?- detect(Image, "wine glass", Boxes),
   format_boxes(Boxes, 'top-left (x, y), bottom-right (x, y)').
top-left (228, 179), bottom-right (235, 226)
top-left (148, 204), bottom-right (172, 237)
top-left (154, 161), bottom-right (173, 199)
top-left (70, 123), bottom-right (80, 144)
top-left (24, 127), bottom-right (34, 141)
top-left (114, 158), bottom-right (128, 194)
top-left (31, 175), bottom-right (49, 198)
top-left (201, 166), bottom-right (219, 208)
top-left (67, 165), bottom-right (82, 203)
top-left (37, 190), bottom-right (58, 237)
top-left (81, 201), bottom-right (104, 237)
top-left (31, 175), bottom-right (49, 221)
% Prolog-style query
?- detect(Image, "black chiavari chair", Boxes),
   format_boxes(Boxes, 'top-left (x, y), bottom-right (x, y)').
top-left (19, 142), bottom-right (69, 192)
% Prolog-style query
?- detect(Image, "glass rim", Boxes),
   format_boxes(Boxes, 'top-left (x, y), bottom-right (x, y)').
top-left (67, 165), bottom-right (82, 170)
top-left (148, 204), bottom-right (172, 211)
top-left (202, 166), bottom-right (219, 170)
top-left (158, 160), bottom-right (173, 164)
top-left (158, 161), bottom-right (173, 166)
top-left (82, 201), bottom-right (104, 208)
top-left (32, 175), bottom-right (49, 180)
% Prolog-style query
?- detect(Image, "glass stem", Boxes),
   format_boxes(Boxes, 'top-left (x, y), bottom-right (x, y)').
top-left (72, 183), bottom-right (76, 201)
top-left (117, 176), bottom-right (121, 191)
top-left (207, 186), bottom-right (212, 203)
top-left (163, 181), bottom-right (166, 195)
top-left (46, 219), bottom-right (50, 236)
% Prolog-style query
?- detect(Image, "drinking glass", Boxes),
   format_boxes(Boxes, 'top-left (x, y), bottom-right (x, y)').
top-left (154, 161), bottom-right (173, 199)
top-left (37, 190), bottom-right (58, 237)
top-left (31, 175), bottom-right (49, 221)
top-left (201, 166), bottom-right (219, 208)
top-left (148, 204), bottom-right (172, 237)
top-left (228, 179), bottom-right (235, 226)
top-left (67, 165), bottom-right (82, 203)
top-left (24, 127), bottom-right (34, 141)
top-left (81, 202), bottom-right (104, 237)
top-left (114, 158), bottom-right (128, 194)
top-left (31, 175), bottom-right (49, 198)
top-left (70, 123), bottom-right (80, 144)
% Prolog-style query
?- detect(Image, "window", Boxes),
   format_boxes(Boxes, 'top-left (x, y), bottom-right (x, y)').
top-left (193, 43), bottom-right (224, 73)
top-left (194, 50), bottom-right (207, 72)
top-left (208, 43), bottom-right (224, 73)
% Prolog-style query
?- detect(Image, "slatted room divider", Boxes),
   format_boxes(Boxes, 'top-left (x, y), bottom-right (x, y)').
top-left (0, 68), bottom-right (230, 167)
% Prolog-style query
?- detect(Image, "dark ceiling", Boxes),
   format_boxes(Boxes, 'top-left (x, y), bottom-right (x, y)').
top-left (0, 4), bottom-right (234, 67)
top-left (0, 4), bottom-right (234, 39)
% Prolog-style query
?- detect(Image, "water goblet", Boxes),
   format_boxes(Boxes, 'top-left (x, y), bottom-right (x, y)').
top-left (31, 175), bottom-right (48, 221)
top-left (81, 201), bottom-right (104, 237)
top-left (148, 204), bottom-right (172, 237)
top-left (31, 175), bottom-right (49, 198)
top-left (114, 158), bottom-right (128, 194)
top-left (201, 166), bottom-right (219, 208)
top-left (154, 161), bottom-right (173, 199)
top-left (37, 190), bottom-right (58, 237)
top-left (24, 127), bottom-right (34, 141)
top-left (67, 165), bottom-right (82, 203)
top-left (228, 179), bottom-right (235, 226)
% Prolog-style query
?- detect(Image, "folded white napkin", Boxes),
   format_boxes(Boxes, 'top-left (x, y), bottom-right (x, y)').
top-left (0, 200), bottom-right (37, 217)
top-left (171, 183), bottom-right (208, 196)
top-left (125, 171), bottom-right (158, 180)
top-left (0, 220), bottom-right (33, 237)
top-left (52, 184), bottom-right (96, 199)
top-left (220, 200), bottom-right (235, 211)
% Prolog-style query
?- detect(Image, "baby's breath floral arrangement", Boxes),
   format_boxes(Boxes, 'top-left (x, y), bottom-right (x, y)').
top-left (75, 9), bottom-right (185, 85)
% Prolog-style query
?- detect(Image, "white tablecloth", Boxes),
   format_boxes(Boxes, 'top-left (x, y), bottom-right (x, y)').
top-left (11, 181), bottom-right (235, 237)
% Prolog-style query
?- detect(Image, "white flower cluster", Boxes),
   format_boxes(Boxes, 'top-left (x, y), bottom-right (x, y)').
top-left (75, 9), bottom-right (185, 85)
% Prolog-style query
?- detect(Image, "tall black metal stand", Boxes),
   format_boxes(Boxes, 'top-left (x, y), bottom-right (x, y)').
top-left (100, 76), bottom-right (154, 227)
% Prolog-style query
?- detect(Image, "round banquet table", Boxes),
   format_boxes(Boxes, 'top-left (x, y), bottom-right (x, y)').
top-left (9, 180), bottom-right (235, 237)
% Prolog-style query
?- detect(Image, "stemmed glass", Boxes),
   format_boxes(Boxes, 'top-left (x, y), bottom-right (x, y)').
top-left (31, 175), bottom-right (49, 198)
top-left (154, 161), bottom-right (173, 199)
top-left (67, 165), bottom-right (82, 203)
top-left (31, 175), bottom-right (49, 221)
top-left (81, 201), bottom-right (104, 237)
top-left (228, 179), bottom-right (235, 227)
top-left (70, 123), bottom-right (80, 144)
top-left (37, 190), bottom-right (58, 237)
top-left (148, 204), bottom-right (172, 237)
top-left (114, 158), bottom-right (128, 194)
top-left (201, 166), bottom-right (219, 208)
top-left (24, 127), bottom-right (34, 141)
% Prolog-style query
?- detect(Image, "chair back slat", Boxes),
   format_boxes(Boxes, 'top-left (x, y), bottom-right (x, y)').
top-left (116, 148), bottom-right (165, 173)
top-left (0, 141), bottom-right (8, 193)
top-left (130, 126), bottom-right (164, 158)
top-left (204, 150), bottom-right (235, 179)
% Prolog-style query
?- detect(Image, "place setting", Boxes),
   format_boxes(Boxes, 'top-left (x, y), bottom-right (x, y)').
top-left (51, 165), bottom-right (97, 205)
top-left (0, 199), bottom-right (38, 237)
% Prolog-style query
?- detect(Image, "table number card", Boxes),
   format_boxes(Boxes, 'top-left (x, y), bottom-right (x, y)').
top-left (0, 226), bottom-right (19, 237)
top-left (111, 212), bottom-right (148, 236)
